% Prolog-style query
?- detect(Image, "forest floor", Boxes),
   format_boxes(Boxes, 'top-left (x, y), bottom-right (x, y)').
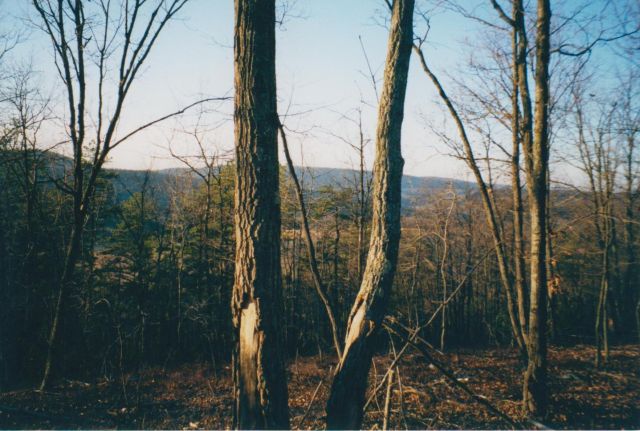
top-left (1, 344), bottom-right (638, 430)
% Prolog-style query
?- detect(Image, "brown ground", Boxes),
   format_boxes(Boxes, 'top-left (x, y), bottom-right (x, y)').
top-left (1, 344), bottom-right (638, 430)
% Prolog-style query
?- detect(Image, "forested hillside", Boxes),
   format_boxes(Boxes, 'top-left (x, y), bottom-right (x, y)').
top-left (1, 147), bottom-right (638, 427)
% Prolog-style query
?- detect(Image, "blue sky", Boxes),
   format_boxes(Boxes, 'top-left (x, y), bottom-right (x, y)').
top-left (3, 0), bottom-right (633, 183)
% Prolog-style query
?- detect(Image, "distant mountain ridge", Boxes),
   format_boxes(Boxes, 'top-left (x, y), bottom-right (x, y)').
top-left (0, 149), bottom-right (478, 210)
top-left (107, 164), bottom-right (477, 210)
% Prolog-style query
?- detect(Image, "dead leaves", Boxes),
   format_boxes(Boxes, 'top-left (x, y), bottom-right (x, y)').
top-left (0, 345), bottom-right (638, 429)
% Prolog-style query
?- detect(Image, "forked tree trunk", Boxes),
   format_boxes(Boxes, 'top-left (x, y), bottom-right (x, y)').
top-left (522, 0), bottom-right (551, 418)
top-left (231, 0), bottom-right (288, 428)
top-left (325, 0), bottom-right (414, 428)
top-left (33, 0), bottom-right (193, 390)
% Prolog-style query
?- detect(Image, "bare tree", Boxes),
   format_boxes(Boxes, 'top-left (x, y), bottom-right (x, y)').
top-left (572, 80), bottom-right (621, 367)
top-left (615, 72), bottom-right (640, 339)
top-left (325, 107), bottom-right (373, 286)
top-left (325, 0), bottom-right (414, 427)
top-left (413, 40), bottom-right (527, 355)
top-left (437, 189), bottom-right (456, 350)
top-left (32, 0), bottom-right (209, 390)
top-left (231, 0), bottom-right (288, 428)
top-left (0, 65), bottom-right (49, 390)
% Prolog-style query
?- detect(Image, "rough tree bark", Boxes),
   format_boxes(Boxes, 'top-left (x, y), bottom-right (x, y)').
top-left (231, 0), bottom-right (289, 428)
top-left (522, 0), bottom-right (551, 417)
top-left (325, 0), bottom-right (414, 428)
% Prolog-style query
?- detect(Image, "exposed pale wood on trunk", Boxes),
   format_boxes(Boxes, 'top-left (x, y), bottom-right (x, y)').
top-left (325, 0), bottom-right (414, 428)
top-left (231, 0), bottom-right (288, 428)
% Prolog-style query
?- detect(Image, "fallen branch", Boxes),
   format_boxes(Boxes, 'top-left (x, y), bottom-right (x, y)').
top-left (383, 319), bottom-right (523, 430)
top-left (363, 247), bottom-right (496, 412)
top-left (363, 325), bottom-right (419, 412)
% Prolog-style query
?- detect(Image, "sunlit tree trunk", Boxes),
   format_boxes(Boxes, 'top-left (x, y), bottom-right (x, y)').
top-left (325, 0), bottom-right (414, 428)
top-left (231, 0), bottom-right (288, 428)
top-left (522, 0), bottom-right (551, 417)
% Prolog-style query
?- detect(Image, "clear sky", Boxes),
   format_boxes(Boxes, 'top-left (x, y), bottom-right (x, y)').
top-left (3, 0), bottom-right (632, 183)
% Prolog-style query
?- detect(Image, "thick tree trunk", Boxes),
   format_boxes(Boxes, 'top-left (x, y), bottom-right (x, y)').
top-left (231, 0), bottom-right (288, 428)
top-left (522, 0), bottom-right (551, 418)
top-left (325, 0), bottom-right (413, 428)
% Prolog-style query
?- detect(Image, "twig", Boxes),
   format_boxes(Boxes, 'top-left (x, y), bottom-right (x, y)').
top-left (382, 368), bottom-right (394, 430)
top-left (111, 96), bottom-right (231, 149)
top-left (363, 325), bottom-right (419, 412)
top-left (389, 333), bottom-right (408, 430)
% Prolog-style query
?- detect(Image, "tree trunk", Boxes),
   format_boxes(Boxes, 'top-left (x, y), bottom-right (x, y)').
top-left (623, 134), bottom-right (637, 337)
top-left (546, 215), bottom-right (559, 342)
top-left (40, 218), bottom-right (83, 390)
top-left (325, 0), bottom-right (414, 428)
top-left (231, 0), bottom-right (288, 428)
top-left (511, 7), bottom-right (528, 347)
top-left (358, 132), bottom-right (367, 284)
top-left (522, 0), bottom-right (551, 418)
top-left (596, 213), bottom-right (611, 368)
